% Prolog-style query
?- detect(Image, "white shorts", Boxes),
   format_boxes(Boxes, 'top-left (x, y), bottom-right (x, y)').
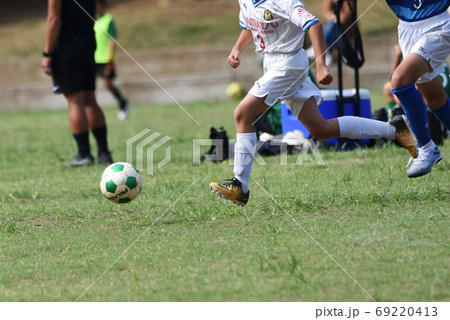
top-left (249, 49), bottom-right (322, 118)
top-left (398, 11), bottom-right (450, 84)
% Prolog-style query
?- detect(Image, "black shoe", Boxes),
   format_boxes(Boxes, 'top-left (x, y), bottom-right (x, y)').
top-left (98, 152), bottom-right (113, 165)
top-left (65, 154), bottom-right (94, 167)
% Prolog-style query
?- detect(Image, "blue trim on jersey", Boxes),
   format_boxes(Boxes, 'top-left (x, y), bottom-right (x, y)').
top-left (302, 18), bottom-right (320, 31)
top-left (239, 20), bottom-right (246, 29)
top-left (252, 0), bottom-right (267, 8)
top-left (386, 0), bottom-right (450, 22)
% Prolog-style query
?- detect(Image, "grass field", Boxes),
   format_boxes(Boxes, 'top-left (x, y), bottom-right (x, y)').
top-left (0, 99), bottom-right (449, 301)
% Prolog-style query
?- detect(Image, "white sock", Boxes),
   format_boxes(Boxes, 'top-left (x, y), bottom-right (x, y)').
top-left (338, 116), bottom-right (396, 140)
top-left (419, 139), bottom-right (435, 152)
top-left (234, 132), bottom-right (257, 193)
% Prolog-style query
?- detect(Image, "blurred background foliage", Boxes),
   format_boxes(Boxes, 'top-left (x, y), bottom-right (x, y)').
top-left (0, 0), bottom-right (397, 60)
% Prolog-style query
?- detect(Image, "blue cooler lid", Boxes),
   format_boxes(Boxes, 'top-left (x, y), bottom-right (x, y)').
top-left (320, 88), bottom-right (370, 101)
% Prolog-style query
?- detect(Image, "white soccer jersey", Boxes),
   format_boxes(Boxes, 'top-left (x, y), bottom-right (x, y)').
top-left (238, 0), bottom-right (319, 54)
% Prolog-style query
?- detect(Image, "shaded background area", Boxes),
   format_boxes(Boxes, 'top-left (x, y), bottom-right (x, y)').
top-left (0, 0), bottom-right (397, 59)
top-left (0, 0), bottom-right (121, 24)
top-left (0, 0), bottom-right (400, 111)
top-left (0, 0), bottom-right (46, 25)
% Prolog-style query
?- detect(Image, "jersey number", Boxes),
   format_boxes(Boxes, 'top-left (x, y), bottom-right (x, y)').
top-left (414, 0), bottom-right (422, 9)
top-left (257, 35), bottom-right (266, 50)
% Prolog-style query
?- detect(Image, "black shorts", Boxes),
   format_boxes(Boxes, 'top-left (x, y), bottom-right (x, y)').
top-left (96, 63), bottom-right (117, 80)
top-left (51, 42), bottom-right (96, 95)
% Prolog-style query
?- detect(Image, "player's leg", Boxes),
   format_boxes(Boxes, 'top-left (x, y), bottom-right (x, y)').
top-left (297, 97), bottom-right (339, 139)
top-left (383, 81), bottom-right (399, 120)
top-left (383, 81), bottom-right (394, 104)
top-left (84, 91), bottom-right (113, 164)
top-left (418, 76), bottom-right (450, 131)
top-left (103, 66), bottom-right (129, 120)
top-left (65, 92), bottom-right (94, 166)
top-left (391, 53), bottom-right (432, 147)
top-left (391, 54), bottom-right (443, 177)
top-left (103, 77), bottom-right (124, 106)
top-left (84, 92), bottom-right (108, 132)
top-left (209, 94), bottom-right (269, 206)
top-left (234, 94), bottom-right (270, 133)
top-left (84, 90), bottom-right (105, 128)
top-left (233, 94), bottom-right (269, 190)
top-left (67, 92), bottom-right (89, 133)
top-left (84, 56), bottom-right (113, 164)
top-left (52, 50), bottom-right (94, 166)
top-left (297, 97), bottom-right (416, 155)
top-left (323, 20), bottom-right (338, 51)
top-left (285, 73), bottom-right (414, 155)
top-left (323, 20), bottom-right (337, 64)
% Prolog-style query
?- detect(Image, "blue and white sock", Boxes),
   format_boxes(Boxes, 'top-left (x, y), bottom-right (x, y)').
top-left (392, 84), bottom-right (431, 147)
top-left (430, 97), bottom-right (450, 131)
top-left (234, 132), bottom-right (257, 193)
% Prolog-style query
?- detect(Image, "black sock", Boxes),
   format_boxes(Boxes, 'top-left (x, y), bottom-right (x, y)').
top-left (73, 131), bottom-right (91, 157)
top-left (91, 125), bottom-right (110, 155)
top-left (113, 89), bottom-right (127, 109)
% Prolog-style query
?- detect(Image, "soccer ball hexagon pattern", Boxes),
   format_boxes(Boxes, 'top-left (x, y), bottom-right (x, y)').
top-left (100, 162), bottom-right (142, 204)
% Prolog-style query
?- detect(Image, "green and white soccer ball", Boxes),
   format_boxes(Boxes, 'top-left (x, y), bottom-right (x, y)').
top-left (100, 162), bottom-right (142, 204)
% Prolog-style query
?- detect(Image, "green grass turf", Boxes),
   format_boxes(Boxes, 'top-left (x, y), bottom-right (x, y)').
top-left (0, 100), bottom-right (449, 301)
